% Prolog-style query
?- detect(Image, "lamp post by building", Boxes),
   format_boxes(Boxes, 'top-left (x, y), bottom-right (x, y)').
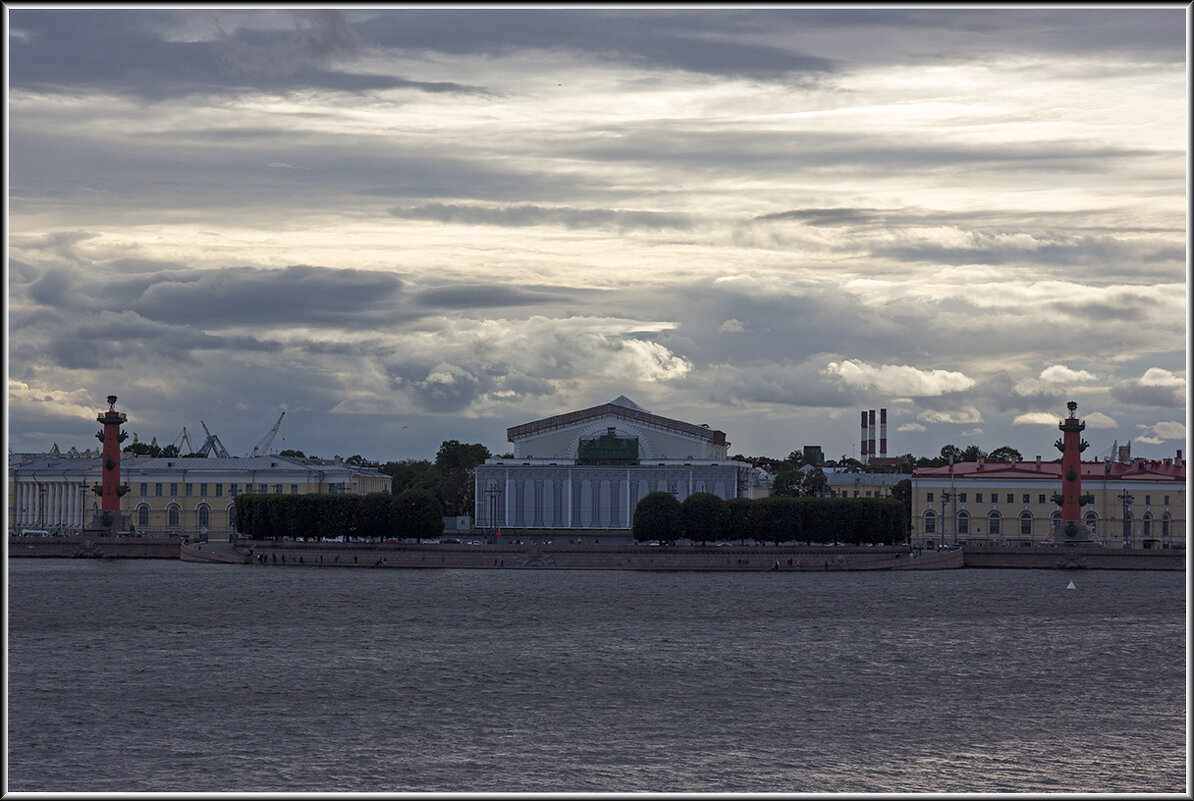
top-left (1118, 492), bottom-right (1134, 549)
top-left (485, 484), bottom-right (503, 540)
top-left (939, 491), bottom-right (951, 549)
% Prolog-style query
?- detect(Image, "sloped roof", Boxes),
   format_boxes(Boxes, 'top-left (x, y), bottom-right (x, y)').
top-left (508, 397), bottom-right (727, 446)
top-left (914, 460), bottom-right (1185, 481)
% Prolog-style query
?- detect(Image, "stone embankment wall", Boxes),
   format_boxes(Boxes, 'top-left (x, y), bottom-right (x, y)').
top-left (242, 542), bottom-right (957, 571)
top-left (8, 535), bottom-right (184, 559)
top-left (959, 545), bottom-right (1184, 570)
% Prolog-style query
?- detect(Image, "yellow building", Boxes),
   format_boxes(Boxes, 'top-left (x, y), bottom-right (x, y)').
top-left (910, 456), bottom-right (1186, 549)
top-left (9, 454), bottom-right (391, 539)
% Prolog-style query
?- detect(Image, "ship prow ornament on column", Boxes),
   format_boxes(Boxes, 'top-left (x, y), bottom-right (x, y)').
top-left (85, 394), bottom-right (132, 535)
top-left (1053, 400), bottom-right (1096, 546)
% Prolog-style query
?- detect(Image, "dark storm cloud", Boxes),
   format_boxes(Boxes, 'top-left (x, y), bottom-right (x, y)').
top-left (390, 203), bottom-right (695, 232)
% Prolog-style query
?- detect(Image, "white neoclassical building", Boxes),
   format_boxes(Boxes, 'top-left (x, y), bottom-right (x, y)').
top-left (474, 396), bottom-right (754, 531)
top-left (9, 453), bottom-right (390, 537)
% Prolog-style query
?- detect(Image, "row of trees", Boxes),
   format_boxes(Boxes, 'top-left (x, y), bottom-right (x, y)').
top-left (379, 440), bottom-right (492, 518)
top-left (233, 490), bottom-right (444, 541)
top-left (632, 492), bottom-right (908, 546)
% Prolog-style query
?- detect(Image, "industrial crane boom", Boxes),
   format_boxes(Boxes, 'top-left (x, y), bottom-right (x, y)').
top-left (197, 420), bottom-right (231, 458)
top-left (250, 411), bottom-right (286, 458)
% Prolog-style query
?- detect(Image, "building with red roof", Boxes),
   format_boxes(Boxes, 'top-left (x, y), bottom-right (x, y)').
top-left (910, 451), bottom-right (1185, 549)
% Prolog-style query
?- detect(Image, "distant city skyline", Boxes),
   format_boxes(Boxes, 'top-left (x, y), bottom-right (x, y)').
top-left (7, 7), bottom-right (1187, 464)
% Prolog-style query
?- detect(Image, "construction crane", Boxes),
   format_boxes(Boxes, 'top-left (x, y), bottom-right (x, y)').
top-left (171, 427), bottom-right (196, 455)
top-left (249, 411), bottom-right (285, 458)
top-left (197, 421), bottom-right (231, 458)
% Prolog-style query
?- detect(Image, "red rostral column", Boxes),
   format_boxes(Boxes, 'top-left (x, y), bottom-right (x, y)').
top-left (1055, 400), bottom-right (1093, 543)
top-left (95, 395), bottom-right (129, 513)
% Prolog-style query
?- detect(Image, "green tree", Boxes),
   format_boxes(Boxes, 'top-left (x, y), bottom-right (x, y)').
top-left (680, 492), bottom-right (726, 544)
top-left (434, 440), bottom-right (491, 517)
top-left (724, 497), bottom-right (757, 544)
top-left (960, 444), bottom-right (988, 462)
top-left (279, 449), bottom-right (306, 458)
top-left (632, 491), bottom-right (682, 543)
top-left (393, 489), bottom-right (444, 542)
top-left (988, 446), bottom-right (1023, 463)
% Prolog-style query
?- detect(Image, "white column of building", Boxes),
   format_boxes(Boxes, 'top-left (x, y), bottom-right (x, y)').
top-left (625, 469), bottom-right (631, 530)
top-left (504, 471), bottom-right (513, 528)
top-left (49, 482), bottom-right (58, 527)
top-left (566, 473), bottom-right (573, 529)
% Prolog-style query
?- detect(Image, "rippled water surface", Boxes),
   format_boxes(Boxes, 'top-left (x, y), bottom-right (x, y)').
top-left (7, 559), bottom-right (1187, 792)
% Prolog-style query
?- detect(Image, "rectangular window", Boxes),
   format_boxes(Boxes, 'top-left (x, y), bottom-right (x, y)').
top-left (262, 484), bottom-right (270, 493)
top-left (925, 515), bottom-right (936, 533)
top-left (273, 484), bottom-right (283, 494)
top-left (976, 493), bottom-right (983, 503)
top-left (989, 516), bottom-right (1001, 535)
top-left (215, 484), bottom-right (223, 497)
top-left (957, 515), bottom-right (969, 534)
top-left (927, 492), bottom-right (934, 503)
top-left (170, 483), bottom-right (178, 497)
top-left (1007, 494), bottom-right (1014, 504)
top-left (185, 483), bottom-right (192, 497)
top-left (1023, 494), bottom-right (1030, 504)
top-left (291, 484), bottom-right (298, 494)
top-left (865, 490), bottom-right (871, 497)
top-left (140, 483), bottom-right (148, 497)
top-left (959, 493), bottom-right (967, 503)
top-left (1039, 494), bottom-right (1046, 504)
top-left (155, 483), bottom-right (163, 497)
top-left (200, 483), bottom-right (207, 497)
top-left (230, 484), bottom-right (238, 497)
top-left (1145, 495), bottom-right (1151, 505)
top-left (1021, 516), bottom-right (1032, 535)
top-left (1164, 495), bottom-right (1170, 505)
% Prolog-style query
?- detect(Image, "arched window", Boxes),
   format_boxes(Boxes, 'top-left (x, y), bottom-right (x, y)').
top-left (1084, 512), bottom-right (1098, 537)
top-left (138, 505), bottom-right (150, 527)
top-left (198, 505), bottom-right (210, 528)
top-left (1020, 512), bottom-right (1033, 536)
top-left (1142, 513), bottom-right (1152, 537)
top-left (168, 505), bottom-right (180, 527)
top-left (228, 506), bottom-right (236, 528)
top-left (1050, 511), bottom-right (1062, 537)
top-left (1162, 514), bottom-right (1171, 539)
top-left (987, 511), bottom-right (1001, 536)
top-left (924, 510), bottom-right (936, 533)
top-left (956, 512), bottom-right (969, 534)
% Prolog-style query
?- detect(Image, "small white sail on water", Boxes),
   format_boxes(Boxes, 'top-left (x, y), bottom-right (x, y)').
top-left (1066, 581), bottom-right (1077, 590)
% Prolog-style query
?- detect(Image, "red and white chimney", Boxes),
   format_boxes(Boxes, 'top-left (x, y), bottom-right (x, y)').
top-left (880, 408), bottom-right (887, 459)
top-left (860, 411), bottom-right (869, 461)
top-left (868, 409), bottom-right (876, 464)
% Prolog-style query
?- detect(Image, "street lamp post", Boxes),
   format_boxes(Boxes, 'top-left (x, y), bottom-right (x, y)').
top-left (939, 492), bottom-right (950, 549)
top-left (1118, 492), bottom-right (1134, 549)
top-left (484, 484), bottom-right (502, 542)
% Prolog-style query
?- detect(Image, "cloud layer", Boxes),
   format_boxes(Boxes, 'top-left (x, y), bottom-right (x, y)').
top-left (7, 8), bottom-right (1187, 462)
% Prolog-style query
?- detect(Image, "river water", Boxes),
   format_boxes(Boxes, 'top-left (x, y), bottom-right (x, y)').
top-left (6, 559), bottom-right (1187, 793)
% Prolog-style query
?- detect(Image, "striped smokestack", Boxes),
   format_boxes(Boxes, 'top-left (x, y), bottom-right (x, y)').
top-left (868, 409), bottom-right (876, 464)
top-left (880, 408), bottom-right (887, 459)
top-left (860, 411), bottom-right (868, 460)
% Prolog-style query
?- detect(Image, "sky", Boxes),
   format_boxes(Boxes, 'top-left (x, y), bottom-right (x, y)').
top-left (5, 5), bottom-right (1189, 466)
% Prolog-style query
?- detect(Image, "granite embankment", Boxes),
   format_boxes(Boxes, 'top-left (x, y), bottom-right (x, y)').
top-left (13, 537), bottom-right (1185, 570)
top-left (8, 535), bottom-right (184, 559)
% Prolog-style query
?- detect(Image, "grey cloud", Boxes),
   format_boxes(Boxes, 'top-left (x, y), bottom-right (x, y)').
top-left (127, 265), bottom-right (406, 327)
top-left (1109, 378), bottom-right (1185, 408)
top-left (9, 9), bottom-right (488, 101)
top-left (390, 203), bottom-right (695, 232)
top-left (414, 284), bottom-right (572, 310)
top-left (356, 10), bottom-right (838, 80)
